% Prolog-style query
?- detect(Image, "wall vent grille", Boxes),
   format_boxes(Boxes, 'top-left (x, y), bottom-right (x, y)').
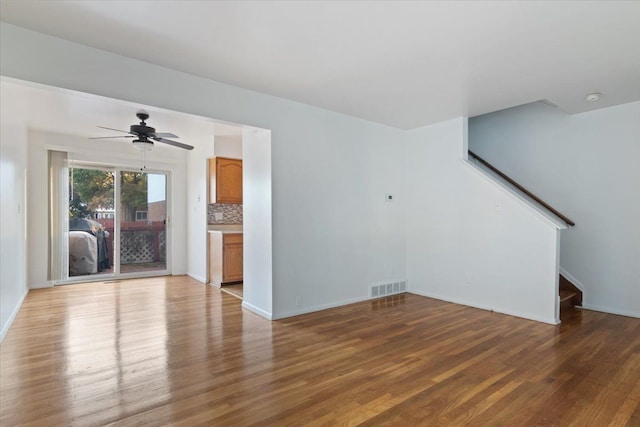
top-left (371, 280), bottom-right (407, 298)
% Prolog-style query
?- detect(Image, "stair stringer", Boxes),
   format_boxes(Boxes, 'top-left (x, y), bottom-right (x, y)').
top-left (559, 267), bottom-right (586, 294)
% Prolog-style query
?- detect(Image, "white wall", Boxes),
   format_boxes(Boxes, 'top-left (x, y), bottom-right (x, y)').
top-left (186, 134), bottom-right (215, 283)
top-left (269, 109), bottom-right (406, 318)
top-left (469, 101), bottom-right (640, 318)
top-left (242, 129), bottom-right (273, 318)
top-left (0, 23), bottom-right (574, 327)
top-left (214, 135), bottom-right (242, 158)
top-left (406, 118), bottom-right (561, 324)
top-left (1, 23), bottom-right (407, 320)
top-left (0, 82), bottom-right (29, 340)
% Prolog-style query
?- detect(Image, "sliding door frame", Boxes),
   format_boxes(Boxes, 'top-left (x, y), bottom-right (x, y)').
top-left (54, 160), bottom-right (172, 285)
top-left (115, 167), bottom-right (171, 280)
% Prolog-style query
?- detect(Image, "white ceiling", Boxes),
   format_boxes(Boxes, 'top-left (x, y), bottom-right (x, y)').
top-left (1, 78), bottom-right (242, 146)
top-left (1, 1), bottom-right (639, 129)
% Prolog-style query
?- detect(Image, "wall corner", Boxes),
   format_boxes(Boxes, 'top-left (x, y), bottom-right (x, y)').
top-left (461, 117), bottom-right (469, 160)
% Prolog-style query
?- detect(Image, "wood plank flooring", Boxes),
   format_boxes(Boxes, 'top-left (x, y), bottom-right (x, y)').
top-left (1, 276), bottom-right (639, 426)
top-left (221, 283), bottom-right (243, 300)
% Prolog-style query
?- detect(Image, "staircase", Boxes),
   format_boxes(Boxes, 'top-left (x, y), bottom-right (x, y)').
top-left (466, 150), bottom-right (581, 321)
top-left (559, 274), bottom-right (582, 318)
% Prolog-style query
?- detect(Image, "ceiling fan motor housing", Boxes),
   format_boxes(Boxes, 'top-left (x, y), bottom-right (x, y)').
top-left (130, 124), bottom-right (155, 136)
top-left (132, 111), bottom-right (154, 135)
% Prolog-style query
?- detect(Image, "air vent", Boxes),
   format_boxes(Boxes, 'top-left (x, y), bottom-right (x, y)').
top-left (370, 280), bottom-right (407, 298)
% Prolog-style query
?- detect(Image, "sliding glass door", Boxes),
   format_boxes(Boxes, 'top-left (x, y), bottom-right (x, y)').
top-left (119, 171), bottom-right (167, 274)
top-left (68, 166), bottom-right (115, 277)
top-left (53, 157), bottom-right (170, 283)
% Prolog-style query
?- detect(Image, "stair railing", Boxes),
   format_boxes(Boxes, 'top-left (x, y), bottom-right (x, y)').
top-left (468, 150), bottom-right (575, 227)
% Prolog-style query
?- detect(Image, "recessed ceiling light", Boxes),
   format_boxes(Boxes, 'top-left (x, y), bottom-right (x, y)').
top-left (586, 93), bottom-right (601, 102)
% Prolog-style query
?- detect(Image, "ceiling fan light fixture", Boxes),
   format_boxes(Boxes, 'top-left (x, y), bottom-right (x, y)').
top-left (132, 139), bottom-right (154, 151)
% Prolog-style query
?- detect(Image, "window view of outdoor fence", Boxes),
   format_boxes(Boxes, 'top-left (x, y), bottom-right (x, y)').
top-left (69, 168), bottom-right (167, 276)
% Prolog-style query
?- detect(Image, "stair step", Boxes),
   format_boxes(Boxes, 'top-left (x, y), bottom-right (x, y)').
top-left (559, 290), bottom-right (577, 303)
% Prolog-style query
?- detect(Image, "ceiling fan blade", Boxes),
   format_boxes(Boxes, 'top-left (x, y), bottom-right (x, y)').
top-left (97, 126), bottom-right (134, 134)
top-left (153, 132), bottom-right (179, 138)
top-left (153, 137), bottom-right (194, 150)
top-left (89, 135), bottom-right (135, 139)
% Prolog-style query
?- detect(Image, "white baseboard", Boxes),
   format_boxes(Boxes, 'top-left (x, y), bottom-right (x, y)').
top-left (0, 289), bottom-right (28, 343)
top-left (242, 301), bottom-right (272, 320)
top-left (272, 295), bottom-right (373, 320)
top-left (186, 273), bottom-right (206, 284)
top-left (559, 267), bottom-right (585, 292)
top-left (559, 269), bottom-right (639, 318)
top-left (408, 288), bottom-right (559, 325)
top-left (580, 303), bottom-right (640, 319)
top-left (30, 281), bottom-right (52, 289)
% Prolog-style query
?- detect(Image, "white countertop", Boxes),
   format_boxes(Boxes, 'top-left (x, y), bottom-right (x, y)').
top-left (208, 229), bottom-right (243, 234)
top-left (208, 224), bottom-right (243, 234)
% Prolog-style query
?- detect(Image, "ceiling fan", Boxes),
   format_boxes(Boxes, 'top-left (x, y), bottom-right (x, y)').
top-left (90, 111), bottom-right (194, 151)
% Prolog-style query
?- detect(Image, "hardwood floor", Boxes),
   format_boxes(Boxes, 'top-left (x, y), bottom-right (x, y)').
top-left (221, 282), bottom-right (243, 299)
top-left (1, 276), bottom-right (638, 426)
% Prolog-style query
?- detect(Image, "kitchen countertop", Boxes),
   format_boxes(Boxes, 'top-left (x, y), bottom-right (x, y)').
top-left (208, 229), bottom-right (243, 234)
top-left (208, 224), bottom-right (243, 234)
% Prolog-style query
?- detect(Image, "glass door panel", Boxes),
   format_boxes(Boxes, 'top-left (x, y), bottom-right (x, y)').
top-left (119, 171), bottom-right (167, 274)
top-left (68, 167), bottom-right (115, 277)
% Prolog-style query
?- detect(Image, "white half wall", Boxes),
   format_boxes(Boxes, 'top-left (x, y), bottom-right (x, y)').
top-left (469, 101), bottom-right (640, 318)
top-left (406, 118), bottom-right (561, 324)
top-left (0, 82), bottom-right (29, 341)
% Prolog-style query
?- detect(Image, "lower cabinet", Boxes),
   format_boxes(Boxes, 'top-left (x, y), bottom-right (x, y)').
top-left (222, 233), bottom-right (243, 283)
top-left (209, 231), bottom-right (243, 287)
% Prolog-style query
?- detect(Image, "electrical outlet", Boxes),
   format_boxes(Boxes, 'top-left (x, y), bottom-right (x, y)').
top-left (214, 212), bottom-right (223, 221)
top-left (295, 296), bottom-right (302, 306)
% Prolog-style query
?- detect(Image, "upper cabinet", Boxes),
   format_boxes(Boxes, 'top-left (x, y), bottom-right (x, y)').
top-left (209, 157), bottom-right (242, 204)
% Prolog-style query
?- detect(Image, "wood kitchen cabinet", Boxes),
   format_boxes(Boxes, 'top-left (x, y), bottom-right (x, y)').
top-left (209, 157), bottom-right (242, 204)
top-left (209, 231), bottom-right (243, 286)
top-left (222, 233), bottom-right (243, 283)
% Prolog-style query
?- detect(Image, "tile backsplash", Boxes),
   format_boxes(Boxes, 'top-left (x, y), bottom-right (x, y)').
top-left (208, 203), bottom-right (243, 225)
